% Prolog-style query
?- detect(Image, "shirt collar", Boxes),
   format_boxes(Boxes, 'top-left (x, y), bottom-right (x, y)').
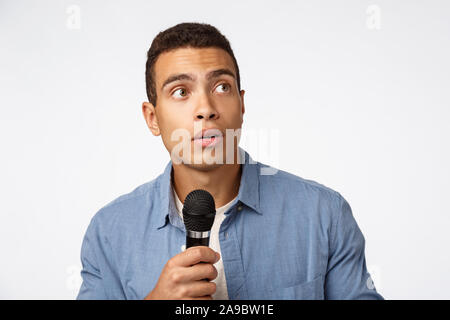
top-left (155, 147), bottom-right (262, 230)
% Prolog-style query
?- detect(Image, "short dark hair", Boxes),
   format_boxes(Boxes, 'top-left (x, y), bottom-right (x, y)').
top-left (145, 22), bottom-right (241, 106)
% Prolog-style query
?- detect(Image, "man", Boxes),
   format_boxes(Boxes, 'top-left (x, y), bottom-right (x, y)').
top-left (77, 22), bottom-right (383, 300)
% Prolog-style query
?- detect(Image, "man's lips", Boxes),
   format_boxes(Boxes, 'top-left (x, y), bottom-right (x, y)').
top-left (192, 128), bottom-right (224, 147)
top-left (193, 135), bottom-right (223, 147)
top-left (192, 128), bottom-right (224, 141)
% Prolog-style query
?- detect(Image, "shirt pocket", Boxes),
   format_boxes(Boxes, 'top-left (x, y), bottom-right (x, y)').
top-left (268, 274), bottom-right (325, 300)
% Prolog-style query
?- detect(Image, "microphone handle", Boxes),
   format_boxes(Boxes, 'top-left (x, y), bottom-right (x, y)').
top-left (186, 236), bottom-right (210, 249)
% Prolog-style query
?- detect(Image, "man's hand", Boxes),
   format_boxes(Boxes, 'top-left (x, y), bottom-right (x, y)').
top-left (144, 246), bottom-right (220, 300)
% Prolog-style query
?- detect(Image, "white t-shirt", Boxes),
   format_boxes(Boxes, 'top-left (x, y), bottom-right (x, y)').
top-left (172, 186), bottom-right (236, 300)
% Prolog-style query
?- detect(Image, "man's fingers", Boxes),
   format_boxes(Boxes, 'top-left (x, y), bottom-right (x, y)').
top-left (168, 263), bottom-right (218, 284)
top-left (181, 281), bottom-right (216, 298)
top-left (190, 295), bottom-right (213, 300)
top-left (171, 246), bottom-right (219, 267)
top-left (188, 263), bottom-right (218, 281)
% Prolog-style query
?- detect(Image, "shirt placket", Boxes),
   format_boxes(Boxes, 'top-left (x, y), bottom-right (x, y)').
top-left (219, 203), bottom-right (248, 300)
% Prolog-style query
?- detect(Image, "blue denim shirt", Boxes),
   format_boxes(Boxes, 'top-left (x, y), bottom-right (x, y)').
top-left (77, 148), bottom-right (383, 300)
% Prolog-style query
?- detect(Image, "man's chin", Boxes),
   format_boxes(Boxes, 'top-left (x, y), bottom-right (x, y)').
top-left (182, 161), bottom-right (223, 172)
top-left (171, 153), bottom-right (229, 171)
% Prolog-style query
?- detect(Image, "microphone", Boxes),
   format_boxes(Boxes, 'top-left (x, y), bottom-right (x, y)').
top-left (182, 189), bottom-right (216, 249)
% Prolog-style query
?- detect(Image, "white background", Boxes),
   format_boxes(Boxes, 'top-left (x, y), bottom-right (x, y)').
top-left (1, 0), bottom-right (449, 299)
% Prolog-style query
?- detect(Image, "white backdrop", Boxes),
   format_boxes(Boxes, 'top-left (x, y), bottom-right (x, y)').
top-left (1, 0), bottom-right (449, 299)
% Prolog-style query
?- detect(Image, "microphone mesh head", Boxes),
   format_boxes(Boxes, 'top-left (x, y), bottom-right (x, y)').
top-left (182, 189), bottom-right (216, 232)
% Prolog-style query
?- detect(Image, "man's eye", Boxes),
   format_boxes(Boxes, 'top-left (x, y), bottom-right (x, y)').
top-left (215, 83), bottom-right (230, 93)
top-left (172, 88), bottom-right (188, 98)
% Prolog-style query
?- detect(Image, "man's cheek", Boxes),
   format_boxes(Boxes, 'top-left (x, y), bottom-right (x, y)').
top-left (164, 127), bottom-right (194, 163)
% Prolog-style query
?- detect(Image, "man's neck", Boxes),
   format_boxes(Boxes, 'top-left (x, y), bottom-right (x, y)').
top-left (171, 161), bottom-right (242, 209)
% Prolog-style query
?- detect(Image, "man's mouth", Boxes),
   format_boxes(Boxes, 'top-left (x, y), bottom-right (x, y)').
top-left (192, 128), bottom-right (224, 147)
top-left (196, 136), bottom-right (218, 145)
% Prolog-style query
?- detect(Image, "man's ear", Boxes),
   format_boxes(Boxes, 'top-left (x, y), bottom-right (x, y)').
top-left (142, 102), bottom-right (161, 136)
top-left (240, 89), bottom-right (246, 123)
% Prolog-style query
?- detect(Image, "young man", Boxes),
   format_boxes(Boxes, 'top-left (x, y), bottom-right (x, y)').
top-left (77, 22), bottom-right (383, 300)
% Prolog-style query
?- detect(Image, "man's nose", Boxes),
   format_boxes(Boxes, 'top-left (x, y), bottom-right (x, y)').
top-left (196, 111), bottom-right (218, 120)
top-left (194, 94), bottom-right (220, 120)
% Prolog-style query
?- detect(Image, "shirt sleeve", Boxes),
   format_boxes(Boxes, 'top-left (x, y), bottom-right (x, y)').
top-left (324, 194), bottom-right (384, 300)
top-left (76, 213), bottom-right (125, 300)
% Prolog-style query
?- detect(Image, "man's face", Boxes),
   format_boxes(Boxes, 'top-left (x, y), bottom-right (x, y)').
top-left (142, 47), bottom-right (245, 170)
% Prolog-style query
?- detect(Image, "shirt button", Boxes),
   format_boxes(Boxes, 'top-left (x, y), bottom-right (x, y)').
top-left (237, 205), bottom-right (243, 211)
top-left (224, 232), bottom-right (228, 239)
top-left (180, 244), bottom-right (186, 252)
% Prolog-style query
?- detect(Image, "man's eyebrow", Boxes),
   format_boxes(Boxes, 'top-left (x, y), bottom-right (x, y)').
top-left (160, 68), bottom-right (236, 91)
top-left (161, 73), bottom-right (195, 91)
top-left (206, 68), bottom-right (236, 81)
